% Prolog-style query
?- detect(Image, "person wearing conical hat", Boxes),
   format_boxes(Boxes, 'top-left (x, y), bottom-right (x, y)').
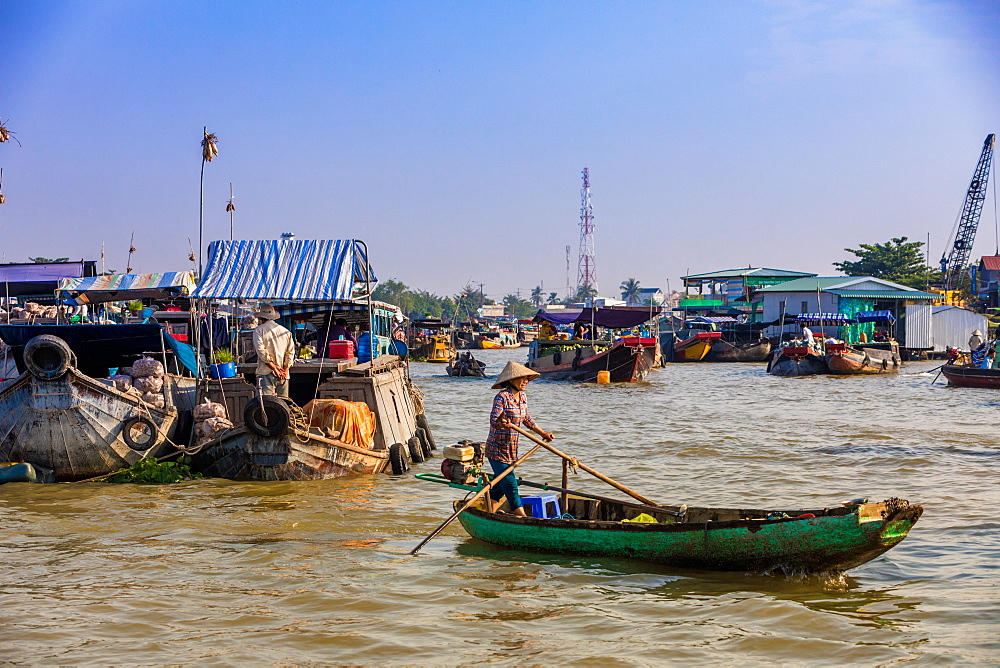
top-left (969, 329), bottom-right (984, 352)
top-left (252, 303), bottom-right (295, 397)
top-left (485, 360), bottom-right (554, 517)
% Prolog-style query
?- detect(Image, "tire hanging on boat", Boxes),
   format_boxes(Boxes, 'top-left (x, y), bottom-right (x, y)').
top-left (415, 427), bottom-right (433, 459)
top-left (389, 443), bottom-right (409, 475)
top-left (408, 436), bottom-right (426, 463)
top-left (243, 396), bottom-right (291, 438)
top-left (23, 334), bottom-right (74, 380)
top-left (121, 415), bottom-right (159, 451)
top-left (415, 413), bottom-right (436, 450)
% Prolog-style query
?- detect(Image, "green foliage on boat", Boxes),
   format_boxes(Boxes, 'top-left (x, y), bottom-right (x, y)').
top-left (103, 456), bottom-right (203, 484)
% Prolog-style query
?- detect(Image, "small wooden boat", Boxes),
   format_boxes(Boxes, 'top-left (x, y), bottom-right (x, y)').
top-left (673, 331), bottom-right (721, 362)
top-left (705, 338), bottom-right (771, 362)
top-left (408, 319), bottom-right (456, 363)
top-left (825, 342), bottom-right (901, 375)
top-left (768, 345), bottom-right (828, 376)
top-left (453, 489), bottom-right (922, 573)
top-left (478, 331), bottom-right (520, 349)
top-left (0, 333), bottom-right (195, 481)
top-left (526, 337), bottom-right (657, 382)
top-left (446, 352), bottom-right (487, 377)
top-left (940, 363), bottom-right (1000, 388)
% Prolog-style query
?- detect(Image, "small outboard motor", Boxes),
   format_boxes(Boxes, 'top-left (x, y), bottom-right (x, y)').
top-left (440, 439), bottom-right (484, 485)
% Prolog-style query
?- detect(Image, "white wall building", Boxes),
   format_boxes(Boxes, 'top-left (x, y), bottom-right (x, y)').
top-left (905, 305), bottom-right (988, 352)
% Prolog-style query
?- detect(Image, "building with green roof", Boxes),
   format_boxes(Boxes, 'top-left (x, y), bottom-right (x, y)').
top-left (678, 267), bottom-right (817, 314)
top-left (755, 276), bottom-right (940, 344)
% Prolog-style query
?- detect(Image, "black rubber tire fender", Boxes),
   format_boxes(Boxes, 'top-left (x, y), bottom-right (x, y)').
top-left (23, 334), bottom-right (74, 380)
top-left (389, 443), bottom-right (409, 475)
top-left (408, 436), bottom-right (426, 463)
top-left (121, 415), bottom-right (160, 451)
top-left (243, 395), bottom-right (291, 438)
top-left (415, 427), bottom-right (433, 459)
top-left (415, 414), bottom-right (437, 450)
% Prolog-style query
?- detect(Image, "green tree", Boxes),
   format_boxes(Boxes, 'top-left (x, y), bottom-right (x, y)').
top-left (833, 237), bottom-right (939, 289)
top-left (29, 256), bottom-right (69, 263)
top-left (548, 292), bottom-right (559, 305)
top-left (620, 277), bottom-right (642, 305)
top-left (530, 285), bottom-right (544, 307)
top-left (574, 282), bottom-right (598, 302)
top-left (502, 294), bottom-right (535, 318)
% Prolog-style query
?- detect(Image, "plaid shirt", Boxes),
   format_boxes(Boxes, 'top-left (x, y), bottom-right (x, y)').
top-left (485, 387), bottom-right (538, 463)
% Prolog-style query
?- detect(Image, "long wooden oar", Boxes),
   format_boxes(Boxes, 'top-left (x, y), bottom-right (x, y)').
top-left (409, 442), bottom-right (543, 556)
top-left (508, 424), bottom-right (658, 506)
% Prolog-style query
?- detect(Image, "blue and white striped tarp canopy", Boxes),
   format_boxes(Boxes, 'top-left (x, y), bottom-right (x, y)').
top-left (688, 316), bottom-right (739, 323)
top-left (855, 310), bottom-right (895, 323)
top-left (57, 271), bottom-right (196, 304)
top-left (796, 313), bottom-right (857, 324)
top-left (191, 239), bottom-right (376, 300)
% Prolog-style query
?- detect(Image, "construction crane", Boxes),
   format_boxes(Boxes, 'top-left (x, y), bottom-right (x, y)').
top-left (940, 133), bottom-right (995, 292)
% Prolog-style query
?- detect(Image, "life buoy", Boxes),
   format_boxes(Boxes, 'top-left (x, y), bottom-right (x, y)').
top-left (121, 415), bottom-right (159, 450)
top-left (23, 334), bottom-right (74, 380)
top-left (389, 443), bottom-right (409, 475)
top-left (408, 436), bottom-right (425, 463)
top-left (243, 395), bottom-right (291, 438)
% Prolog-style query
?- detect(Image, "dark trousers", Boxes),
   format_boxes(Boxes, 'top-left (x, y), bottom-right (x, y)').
top-left (487, 458), bottom-right (522, 510)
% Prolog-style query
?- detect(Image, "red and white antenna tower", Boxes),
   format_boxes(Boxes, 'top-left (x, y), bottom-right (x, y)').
top-left (576, 167), bottom-right (597, 296)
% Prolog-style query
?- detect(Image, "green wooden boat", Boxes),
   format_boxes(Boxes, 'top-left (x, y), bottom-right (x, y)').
top-left (421, 475), bottom-right (923, 573)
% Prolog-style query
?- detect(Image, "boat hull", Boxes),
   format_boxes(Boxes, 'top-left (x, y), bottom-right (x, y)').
top-left (825, 346), bottom-right (900, 375)
top-left (672, 332), bottom-right (722, 362)
top-left (768, 347), bottom-right (828, 376)
top-left (705, 339), bottom-right (772, 362)
top-left (940, 364), bottom-right (1000, 388)
top-left (456, 497), bottom-right (922, 573)
top-left (0, 369), bottom-right (187, 481)
top-left (526, 340), bottom-right (656, 382)
top-left (192, 426), bottom-right (389, 480)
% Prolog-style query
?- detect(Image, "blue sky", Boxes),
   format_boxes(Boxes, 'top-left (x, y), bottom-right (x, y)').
top-left (2, 0), bottom-right (998, 301)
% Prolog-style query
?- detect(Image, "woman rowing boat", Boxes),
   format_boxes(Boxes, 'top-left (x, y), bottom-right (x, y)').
top-left (486, 361), bottom-right (554, 516)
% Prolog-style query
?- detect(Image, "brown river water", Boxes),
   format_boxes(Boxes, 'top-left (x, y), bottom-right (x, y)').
top-left (2, 349), bottom-right (998, 665)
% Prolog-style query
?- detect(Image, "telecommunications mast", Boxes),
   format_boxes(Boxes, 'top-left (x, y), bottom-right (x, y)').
top-left (577, 167), bottom-right (597, 297)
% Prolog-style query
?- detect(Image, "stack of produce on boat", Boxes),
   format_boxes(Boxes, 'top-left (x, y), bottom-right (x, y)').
top-left (527, 306), bottom-right (661, 382)
top-left (125, 356), bottom-right (168, 408)
top-left (192, 399), bottom-right (234, 447)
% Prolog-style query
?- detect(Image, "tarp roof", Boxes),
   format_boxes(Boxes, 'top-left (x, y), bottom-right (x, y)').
top-left (0, 261), bottom-right (98, 298)
top-left (191, 239), bottom-right (375, 301)
top-left (535, 306), bottom-right (660, 328)
top-left (57, 272), bottom-right (196, 304)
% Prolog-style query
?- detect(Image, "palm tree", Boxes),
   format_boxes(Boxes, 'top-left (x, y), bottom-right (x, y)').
top-left (530, 285), bottom-right (544, 307)
top-left (574, 283), bottom-right (598, 302)
top-left (620, 277), bottom-right (642, 305)
top-left (548, 292), bottom-right (559, 305)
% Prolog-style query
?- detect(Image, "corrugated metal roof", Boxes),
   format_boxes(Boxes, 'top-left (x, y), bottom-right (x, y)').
top-left (828, 289), bottom-right (939, 300)
top-left (191, 239), bottom-right (375, 300)
top-left (981, 255), bottom-right (1000, 271)
top-left (756, 276), bottom-right (930, 295)
top-left (681, 267), bottom-right (817, 281)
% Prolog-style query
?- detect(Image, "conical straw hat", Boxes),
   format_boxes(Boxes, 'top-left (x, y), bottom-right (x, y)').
top-left (492, 360), bottom-right (541, 389)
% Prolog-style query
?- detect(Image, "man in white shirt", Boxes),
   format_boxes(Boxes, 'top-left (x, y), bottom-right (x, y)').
top-left (799, 323), bottom-right (815, 346)
top-left (252, 303), bottom-right (296, 397)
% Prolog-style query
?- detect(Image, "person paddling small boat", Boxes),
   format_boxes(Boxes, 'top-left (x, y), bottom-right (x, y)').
top-left (487, 361), bottom-right (554, 517)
